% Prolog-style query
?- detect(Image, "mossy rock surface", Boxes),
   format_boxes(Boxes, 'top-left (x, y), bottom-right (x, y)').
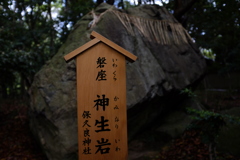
top-left (29, 3), bottom-right (206, 160)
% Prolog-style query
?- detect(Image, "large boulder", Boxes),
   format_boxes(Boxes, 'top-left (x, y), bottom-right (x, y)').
top-left (29, 3), bottom-right (206, 160)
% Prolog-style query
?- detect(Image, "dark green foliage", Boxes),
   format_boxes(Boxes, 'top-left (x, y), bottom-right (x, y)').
top-left (187, 108), bottom-right (240, 159)
top-left (58, 0), bottom-right (95, 41)
top-left (163, 0), bottom-right (240, 73)
top-left (180, 88), bottom-right (197, 98)
top-left (187, 109), bottom-right (226, 144)
top-left (185, 0), bottom-right (240, 73)
top-left (1, 0), bottom-right (240, 98)
top-left (187, 108), bottom-right (240, 143)
top-left (0, 0), bottom-right (94, 97)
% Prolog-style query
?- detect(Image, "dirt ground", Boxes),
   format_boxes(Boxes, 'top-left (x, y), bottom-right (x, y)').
top-left (1, 90), bottom-right (240, 160)
top-left (128, 89), bottom-right (240, 160)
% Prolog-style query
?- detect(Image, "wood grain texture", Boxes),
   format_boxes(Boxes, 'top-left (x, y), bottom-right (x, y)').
top-left (76, 42), bottom-right (128, 160)
top-left (64, 38), bottom-right (100, 62)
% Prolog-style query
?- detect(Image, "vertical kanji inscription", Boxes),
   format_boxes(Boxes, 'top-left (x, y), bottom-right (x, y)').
top-left (64, 31), bottom-right (137, 160)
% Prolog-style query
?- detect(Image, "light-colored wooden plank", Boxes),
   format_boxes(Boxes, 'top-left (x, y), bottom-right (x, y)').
top-left (64, 38), bottom-right (100, 62)
top-left (76, 42), bottom-right (128, 160)
top-left (90, 31), bottom-right (137, 62)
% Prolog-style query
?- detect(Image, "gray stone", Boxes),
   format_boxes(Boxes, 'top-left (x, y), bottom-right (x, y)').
top-left (155, 97), bottom-right (204, 138)
top-left (29, 3), bottom-right (206, 160)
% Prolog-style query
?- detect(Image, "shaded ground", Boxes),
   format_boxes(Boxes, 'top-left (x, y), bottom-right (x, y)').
top-left (129, 129), bottom-right (240, 160)
top-left (0, 99), bottom-right (47, 160)
top-left (128, 90), bottom-right (240, 160)
top-left (197, 89), bottom-right (240, 111)
top-left (1, 90), bottom-right (240, 160)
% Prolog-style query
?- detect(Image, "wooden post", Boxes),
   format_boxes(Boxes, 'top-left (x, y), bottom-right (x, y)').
top-left (64, 31), bottom-right (137, 160)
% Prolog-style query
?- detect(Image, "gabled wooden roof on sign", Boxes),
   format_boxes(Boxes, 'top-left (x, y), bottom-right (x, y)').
top-left (64, 31), bottom-right (137, 62)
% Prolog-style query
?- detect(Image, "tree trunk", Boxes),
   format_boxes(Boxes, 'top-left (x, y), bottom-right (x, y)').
top-left (1, 84), bottom-right (7, 99)
top-left (96, 0), bottom-right (104, 6)
top-left (106, 0), bottom-right (115, 5)
top-left (47, 0), bottom-right (55, 55)
top-left (173, 0), bottom-right (198, 24)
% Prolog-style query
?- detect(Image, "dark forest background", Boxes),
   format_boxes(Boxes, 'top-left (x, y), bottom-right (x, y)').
top-left (0, 0), bottom-right (239, 98)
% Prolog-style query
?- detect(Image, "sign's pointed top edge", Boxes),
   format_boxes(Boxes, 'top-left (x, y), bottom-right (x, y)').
top-left (90, 31), bottom-right (137, 63)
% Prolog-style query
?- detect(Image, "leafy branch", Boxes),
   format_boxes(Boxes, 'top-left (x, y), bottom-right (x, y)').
top-left (186, 108), bottom-right (240, 160)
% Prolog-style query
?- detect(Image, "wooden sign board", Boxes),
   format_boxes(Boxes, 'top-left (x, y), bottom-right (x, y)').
top-left (64, 31), bottom-right (137, 160)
